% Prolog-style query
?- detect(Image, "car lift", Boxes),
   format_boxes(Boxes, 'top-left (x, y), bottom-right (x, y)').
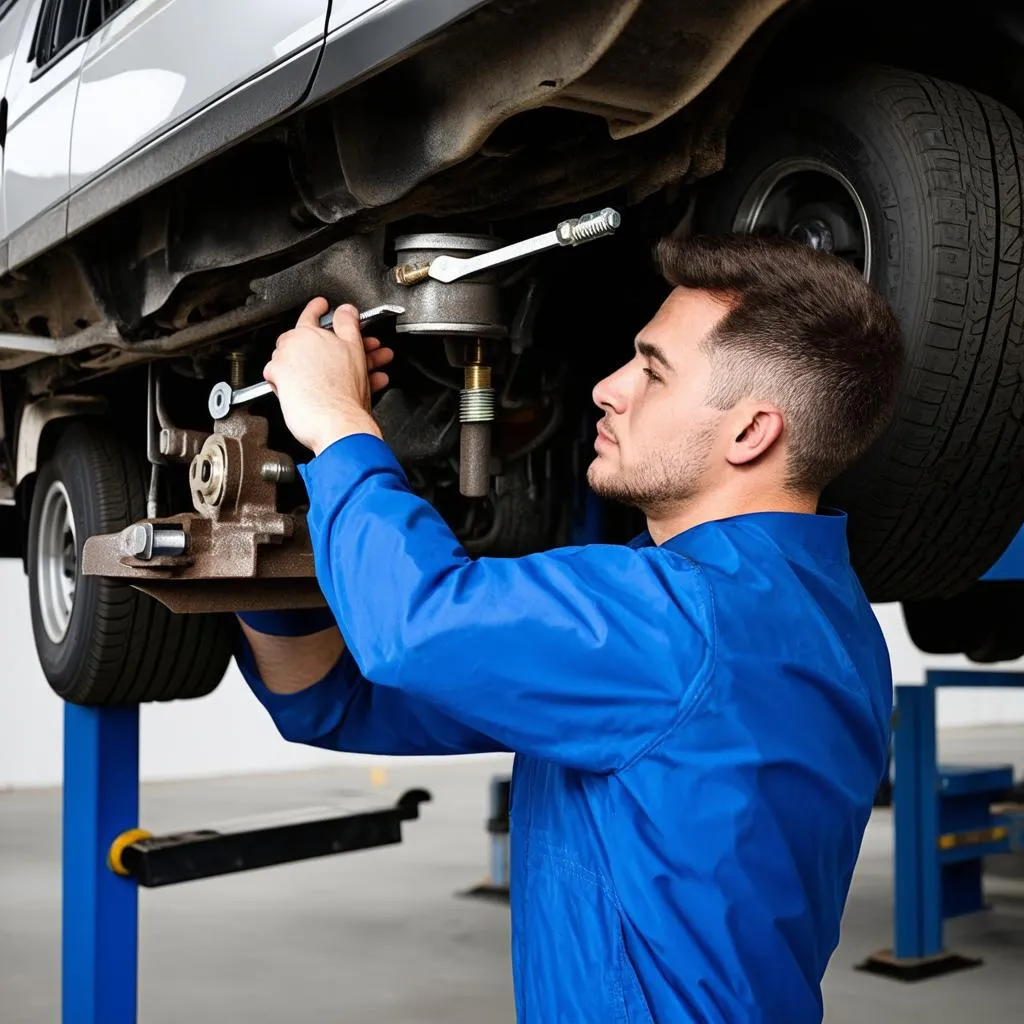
top-left (62, 701), bottom-right (430, 1024)
top-left (858, 669), bottom-right (1024, 980)
top-left (860, 535), bottom-right (1024, 981)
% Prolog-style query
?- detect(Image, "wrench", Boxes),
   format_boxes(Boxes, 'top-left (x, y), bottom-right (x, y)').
top-left (207, 304), bottom-right (405, 420)
top-left (393, 207), bottom-right (621, 286)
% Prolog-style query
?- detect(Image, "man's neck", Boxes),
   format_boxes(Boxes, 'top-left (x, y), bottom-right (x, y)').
top-left (644, 486), bottom-right (819, 546)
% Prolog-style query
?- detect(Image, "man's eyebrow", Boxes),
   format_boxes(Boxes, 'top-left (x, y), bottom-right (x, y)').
top-left (635, 339), bottom-right (675, 372)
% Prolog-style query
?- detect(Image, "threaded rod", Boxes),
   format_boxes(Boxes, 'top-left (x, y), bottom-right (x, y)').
top-left (228, 351), bottom-right (246, 389)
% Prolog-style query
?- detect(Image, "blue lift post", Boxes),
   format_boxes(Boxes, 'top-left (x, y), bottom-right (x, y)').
top-left (860, 669), bottom-right (1024, 980)
top-left (60, 697), bottom-right (431, 1023)
top-left (62, 703), bottom-right (141, 1024)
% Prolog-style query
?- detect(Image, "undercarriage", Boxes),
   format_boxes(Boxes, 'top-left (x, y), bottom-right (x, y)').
top-left (80, 211), bottom-right (627, 612)
top-left (5, 0), bottom-right (1024, 705)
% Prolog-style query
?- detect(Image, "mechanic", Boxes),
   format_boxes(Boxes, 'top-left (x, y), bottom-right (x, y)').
top-left (235, 233), bottom-right (903, 1023)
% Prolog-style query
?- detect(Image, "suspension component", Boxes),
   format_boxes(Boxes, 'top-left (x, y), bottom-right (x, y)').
top-left (459, 346), bottom-right (495, 498)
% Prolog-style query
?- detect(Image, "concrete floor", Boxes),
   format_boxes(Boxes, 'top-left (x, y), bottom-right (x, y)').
top-left (1, 728), bottom-right (1023, 1023)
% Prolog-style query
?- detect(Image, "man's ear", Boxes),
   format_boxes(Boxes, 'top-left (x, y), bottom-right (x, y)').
top-left (726, 404), bottom-right (785, 467)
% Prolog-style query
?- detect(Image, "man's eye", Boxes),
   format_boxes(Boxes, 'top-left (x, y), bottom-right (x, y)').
top-left (643, 367), bottom-right (662, 384)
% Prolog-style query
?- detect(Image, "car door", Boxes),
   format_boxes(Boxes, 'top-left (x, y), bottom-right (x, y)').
top-left (0, 1), bottom-right (34, 243)
top-left (69, 0), bottom-right (331, 194)
top-left (2, 0), bottom-right (86, 252)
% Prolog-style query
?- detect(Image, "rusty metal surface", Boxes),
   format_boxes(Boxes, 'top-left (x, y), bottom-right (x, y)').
top-left (326, 0), bottom-right (786, 208)
top-left (134, 579), bottom-right (325, 615)
top-left (1, 0), bottom-right (788, 387)
top-left (159, 426), bottom-right (207, 463)
top-left (83, 409), bottom-right (319, 612)
top-left (393, 233), bottom-right (506, 338)
top-left (83, 514), bottom-right (317, 581)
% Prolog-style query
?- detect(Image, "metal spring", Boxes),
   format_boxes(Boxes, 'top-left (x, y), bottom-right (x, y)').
top-left (460, 387), bottom-right (496, 423)
top-left (567, 208), bottom-right (622, 244)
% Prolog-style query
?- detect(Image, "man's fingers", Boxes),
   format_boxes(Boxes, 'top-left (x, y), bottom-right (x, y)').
top-left (363, 335), bottom-right (382, 352)
top-left (296, 297), bottom-right (330, 330)
top-left (332, 303), bottom-right (362, 340)
top-left (369, 371), bottom-right (390, 394)
top-left (262, 361), bottom-right (278, 389)
top-left (367, 346), bottom-right (394, 370)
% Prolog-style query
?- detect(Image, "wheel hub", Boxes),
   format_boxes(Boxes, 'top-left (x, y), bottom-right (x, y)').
top-left (37, 480), bottom-right (77, 644)
top-left (788, 217), bottom-right (835, 254)
top-left (732, 158), bottom-right (872, 280)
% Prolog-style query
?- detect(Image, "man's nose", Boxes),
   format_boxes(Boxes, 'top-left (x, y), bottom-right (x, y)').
top-left (592, 367), bottom-right (628, 415)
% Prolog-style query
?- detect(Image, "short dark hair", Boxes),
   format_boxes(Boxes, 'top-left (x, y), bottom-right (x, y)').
top-left (656, 233), bottom-right (904, 492)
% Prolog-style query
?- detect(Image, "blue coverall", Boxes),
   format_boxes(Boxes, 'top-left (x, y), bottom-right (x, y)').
top-left (237, 433), bottom-right (892, 1023)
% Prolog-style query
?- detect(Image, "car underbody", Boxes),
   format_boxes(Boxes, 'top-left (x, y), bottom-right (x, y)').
top-left (4, 0), bottom-right (1024, 703)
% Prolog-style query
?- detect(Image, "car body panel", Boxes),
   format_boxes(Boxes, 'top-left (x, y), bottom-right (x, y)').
top-left (0, 0), bottom-right (503, 263)
top-left (327, 0), bottom-right (390, 35)
top-left (69, 0), bottom-right (331, 192)
top-left (64, 40), bottom-right (321, 241)
top-left (307, 0), bottom-right (492, 108)
top-left (3, 0), bottom-right (82, 238)
top-left (0, 0), bottom-right (33, 240)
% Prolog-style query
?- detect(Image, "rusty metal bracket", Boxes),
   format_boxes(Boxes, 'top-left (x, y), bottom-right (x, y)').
top-left (83, 409), bottom-right (322, 614)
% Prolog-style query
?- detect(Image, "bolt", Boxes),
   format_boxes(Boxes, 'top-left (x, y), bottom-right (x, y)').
top-left (557, 208), bottom-right (622, 246)
top-left (789, 218), bottom-right (834, 254)
top-left (392, 264), bottom-right (432, 287)
top-left (261, 458), bottom-right (296, 484)
top-left (124, 524), bottom-right (149, 558)
top-left (151, 528), bottom-right (187, 558)
top-left (122, 523), bottom-right (187, 561)
top-left (228, 351), bottom-right (246, 389)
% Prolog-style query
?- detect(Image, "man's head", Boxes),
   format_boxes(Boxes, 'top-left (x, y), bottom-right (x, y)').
top-left (587, 233), bottom-right (904, 519)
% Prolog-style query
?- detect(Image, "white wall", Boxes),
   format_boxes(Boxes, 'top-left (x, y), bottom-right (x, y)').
top-left (0, 561), bottom-right (354, 791)
top-left (2, 562), bottom-right (1023, 789)
top-left (873, 602), bottom-right (1024, 727)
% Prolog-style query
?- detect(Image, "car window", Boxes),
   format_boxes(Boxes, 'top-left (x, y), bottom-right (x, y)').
top-left (32, 0), bottom-right (135, 69)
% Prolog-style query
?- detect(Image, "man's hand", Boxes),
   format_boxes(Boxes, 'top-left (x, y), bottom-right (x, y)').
top-left (264, 298), bottom-right (394, 456)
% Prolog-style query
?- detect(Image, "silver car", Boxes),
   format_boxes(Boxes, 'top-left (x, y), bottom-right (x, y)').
top-left (1, 0), bottom-right (1023, 704)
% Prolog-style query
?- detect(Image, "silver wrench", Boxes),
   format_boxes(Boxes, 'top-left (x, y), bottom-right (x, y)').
top-left (393, 208), bottom-right (621, 286)
top-left (207, 304), bottom-right (405, 420)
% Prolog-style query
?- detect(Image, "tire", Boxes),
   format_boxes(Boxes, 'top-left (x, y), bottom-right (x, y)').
top-left (903, 581), bottom-right (1024, 664)
top-left (27, 420), bottom-right (234, 706)
top-left (701, 66), bottom-right (1024, 601)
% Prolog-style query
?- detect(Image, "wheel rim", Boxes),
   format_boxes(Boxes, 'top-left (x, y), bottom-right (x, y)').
top-left (732, 158), bottom-right (872, 280)
top-left (37, 480), bottom-right (77, 644)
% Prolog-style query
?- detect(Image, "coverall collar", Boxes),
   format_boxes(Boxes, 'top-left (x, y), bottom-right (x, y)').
top-left (632, 507), bottom-right (850, 561)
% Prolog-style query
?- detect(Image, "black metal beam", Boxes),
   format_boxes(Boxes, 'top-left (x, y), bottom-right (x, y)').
top-left (119, 789), bottom-right (430, 888)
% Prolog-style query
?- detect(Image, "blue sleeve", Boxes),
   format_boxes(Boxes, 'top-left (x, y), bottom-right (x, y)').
top-left (236, 630), bottom-right (506, 756)
top-left (299, 434), bottom-right (715, 773)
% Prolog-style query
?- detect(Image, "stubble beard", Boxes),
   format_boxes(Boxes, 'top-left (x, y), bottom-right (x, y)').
top-left (587, 425), bottom-right (717, 517)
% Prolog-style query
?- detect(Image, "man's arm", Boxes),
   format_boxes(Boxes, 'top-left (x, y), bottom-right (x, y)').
top-left (261, 300), bottom-right (714, 772)
top-left (300, 435), bottom-right (716, 774)
top-left (240, 621), bottom-right (345, 694)
top-left (235, 615), bottom-right (506, 756)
